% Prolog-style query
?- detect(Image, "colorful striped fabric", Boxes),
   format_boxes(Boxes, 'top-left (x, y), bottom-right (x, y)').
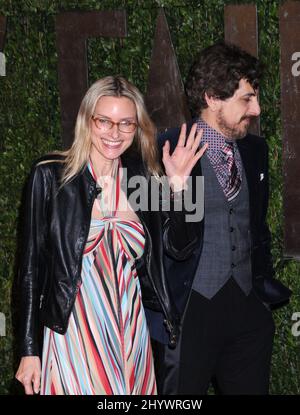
top-left (40, 160), bottom-right (157, 395)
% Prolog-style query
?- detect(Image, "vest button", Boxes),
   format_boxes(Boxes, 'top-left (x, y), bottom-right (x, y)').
top-left (232, 246), bottom-right (236, 251)
top-left (230, 227), bottom-right (234, 232)
top-left (231, 263), bottom-right (235, 268)
top-left (229, 208), bottom-right (234, 214)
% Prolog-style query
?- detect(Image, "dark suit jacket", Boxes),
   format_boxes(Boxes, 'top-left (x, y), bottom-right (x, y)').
top-left (157, 123), bottom-right (291, 326)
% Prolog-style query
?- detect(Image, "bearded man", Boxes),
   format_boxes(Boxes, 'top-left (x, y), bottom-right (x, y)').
top-left (149, 42), bottom-right (291, 395)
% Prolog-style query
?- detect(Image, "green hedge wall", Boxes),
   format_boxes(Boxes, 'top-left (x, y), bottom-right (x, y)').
top-left (0, 0), bottom-right (299, 395)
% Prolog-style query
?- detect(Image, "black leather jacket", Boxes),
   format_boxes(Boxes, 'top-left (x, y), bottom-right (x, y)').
top-left (18, 152), bottom-right (202, 356)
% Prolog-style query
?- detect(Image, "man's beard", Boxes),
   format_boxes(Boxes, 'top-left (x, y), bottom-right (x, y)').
top-left (216, 109), bottom-right (252, 140)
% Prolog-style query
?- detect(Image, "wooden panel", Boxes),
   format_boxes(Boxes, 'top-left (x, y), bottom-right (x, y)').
top-left (0, 15), bottom-right (7, 51)
top-left (224, 4), bottom-right (258, 57)
top-left (0, 15), bottom-right (6, 150)
top-left (146, 9), bottom-right (190, 132)
top-left (224, 4), bottom-right (260, 135)
top-left (279, 1), bottom-right (300, 259)
top-left (55, 11), bottom-right (127, 148)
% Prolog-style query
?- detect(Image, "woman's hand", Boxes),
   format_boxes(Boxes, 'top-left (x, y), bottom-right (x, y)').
top-left (15, 356), bottom-right (41, 395)
top-left (162, 123), bottom-right (208, 191)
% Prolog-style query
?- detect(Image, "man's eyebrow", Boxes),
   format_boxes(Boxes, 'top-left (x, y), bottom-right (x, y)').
top-left (241, 92), bottom-right (256, 98)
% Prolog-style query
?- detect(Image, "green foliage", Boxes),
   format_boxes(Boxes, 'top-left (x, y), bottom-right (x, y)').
top-left (0, 0), bottom-right (300, 395)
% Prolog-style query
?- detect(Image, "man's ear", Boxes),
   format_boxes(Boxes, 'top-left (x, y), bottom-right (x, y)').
top-left (204, 92), bottom-right (221, 112)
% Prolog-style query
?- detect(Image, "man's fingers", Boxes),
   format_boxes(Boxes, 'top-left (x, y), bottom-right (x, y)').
top-left (162, 140), bottom-right (170, 160)
top-left (177, 123), bottom-right (187, 147)
top-left (184, 142), bottom-right (208, 175)
top-left (185, 123), bottom-right (198, 148)
top-left (191, 128), bottom-right (204, 153)
top-left (196, 142), bottom-right (208, 159)
top-left (189, 142), bottom-right (208, 169)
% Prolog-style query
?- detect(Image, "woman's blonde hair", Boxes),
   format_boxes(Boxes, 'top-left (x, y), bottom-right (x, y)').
top-left (53, 76), bottom-right (161, 185)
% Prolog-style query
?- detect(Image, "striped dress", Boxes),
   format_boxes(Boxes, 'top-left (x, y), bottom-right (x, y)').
top-left (40, 160), bottom-right (157, 395)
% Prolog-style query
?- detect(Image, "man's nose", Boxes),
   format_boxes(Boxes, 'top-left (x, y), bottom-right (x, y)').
top-left (249, 97), bottom-right (261, 117)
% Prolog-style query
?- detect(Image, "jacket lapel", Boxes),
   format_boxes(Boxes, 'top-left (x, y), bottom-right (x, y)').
top-left (237, 135), bottom-right (258, 228)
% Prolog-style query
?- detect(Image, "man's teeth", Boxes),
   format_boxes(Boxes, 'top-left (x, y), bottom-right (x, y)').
top-left (102, 139), bottom-right (122, 146)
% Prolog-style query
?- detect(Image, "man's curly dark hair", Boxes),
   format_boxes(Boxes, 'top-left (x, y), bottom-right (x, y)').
top-left (185, 42), bottom-right (262, 117)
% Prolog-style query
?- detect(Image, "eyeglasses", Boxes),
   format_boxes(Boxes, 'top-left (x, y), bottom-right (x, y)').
top-left (91, 116), bottom-right (137, 133)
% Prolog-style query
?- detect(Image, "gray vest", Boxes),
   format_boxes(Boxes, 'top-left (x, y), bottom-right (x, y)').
top-left (192, 153), bottom-right (252, 299)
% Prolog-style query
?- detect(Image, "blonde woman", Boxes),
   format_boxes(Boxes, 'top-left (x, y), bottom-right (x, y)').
top-left (15, 76), bottom-right (206, 395)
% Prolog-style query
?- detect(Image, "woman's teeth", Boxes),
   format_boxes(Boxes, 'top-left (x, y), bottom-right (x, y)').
top-left (102, 139), bottom-right (122, 147)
